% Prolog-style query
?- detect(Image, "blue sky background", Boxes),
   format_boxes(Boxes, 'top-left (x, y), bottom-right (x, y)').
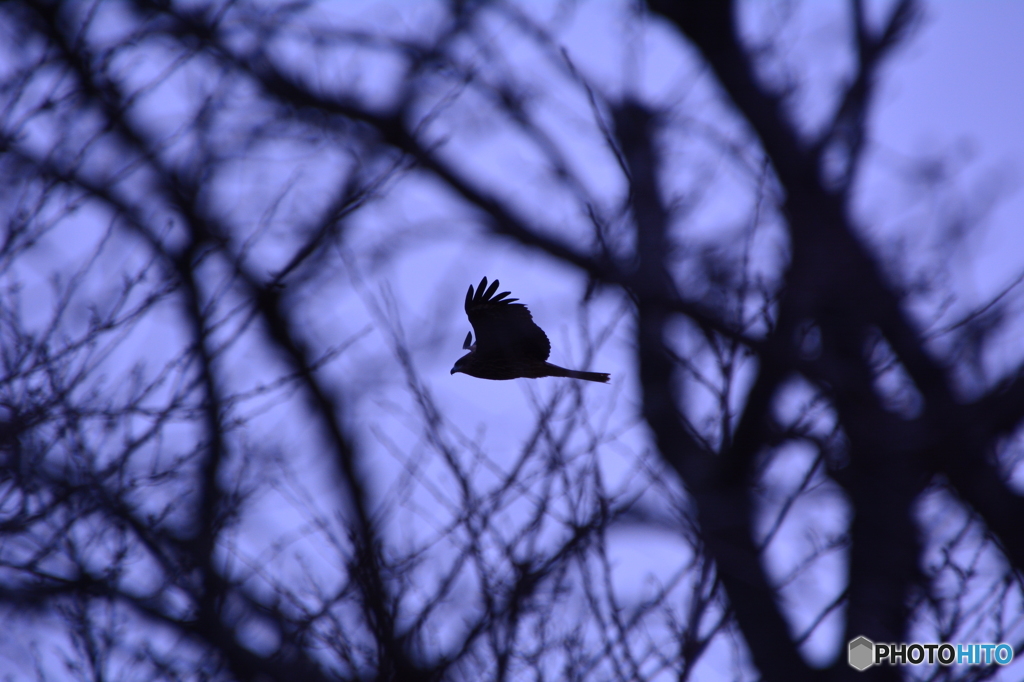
top-left (2, 1), bottom-right (1023, 680)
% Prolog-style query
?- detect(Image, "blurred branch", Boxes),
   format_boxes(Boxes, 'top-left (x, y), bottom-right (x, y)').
top-left (3, 1), bottom-right (1022, 680)
top-left (614, 98), bottom-right (820, 681)
top-left (648, 0), bottom-right (1023, 678)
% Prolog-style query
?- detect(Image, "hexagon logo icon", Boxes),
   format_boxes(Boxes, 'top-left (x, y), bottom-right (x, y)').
top-left (848, 636), bottom-right (874, 671)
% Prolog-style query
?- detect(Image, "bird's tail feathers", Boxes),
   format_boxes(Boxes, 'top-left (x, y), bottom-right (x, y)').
top-left (544, 363), bottom-right (610, 383)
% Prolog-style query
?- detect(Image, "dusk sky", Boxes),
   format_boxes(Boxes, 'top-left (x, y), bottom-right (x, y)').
top-left (1, 1), bottom-right (1023, 680)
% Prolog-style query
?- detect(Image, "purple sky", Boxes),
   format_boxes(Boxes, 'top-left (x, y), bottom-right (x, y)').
top-left (868, 1), bottom-right (1024, 295)
top-left (3, 2), bottom-right (1022, 680)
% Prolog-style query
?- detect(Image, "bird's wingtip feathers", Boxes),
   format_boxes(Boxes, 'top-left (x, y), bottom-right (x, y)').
top-left (468, 277), bottom-right (521, 306)
top-left (466, 277), bottom-right (524, 311)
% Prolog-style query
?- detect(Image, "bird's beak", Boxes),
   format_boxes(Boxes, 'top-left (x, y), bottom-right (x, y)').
top-left (450, 368), bottom-right (457, 375)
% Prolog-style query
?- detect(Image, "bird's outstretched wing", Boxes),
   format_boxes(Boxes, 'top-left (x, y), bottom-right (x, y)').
top-left (465, 277), bottom-right (550, 362)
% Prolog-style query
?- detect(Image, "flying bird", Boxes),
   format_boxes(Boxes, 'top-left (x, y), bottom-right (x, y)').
top-left (451, 277), bottom-right (610, 383)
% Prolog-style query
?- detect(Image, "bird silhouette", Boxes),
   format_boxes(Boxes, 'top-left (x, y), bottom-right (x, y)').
top-left (451, 277), bottom-right (610, 383)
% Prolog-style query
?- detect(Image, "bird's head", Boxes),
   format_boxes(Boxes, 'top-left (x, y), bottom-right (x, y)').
top-left (450, 351), bottom-right (472, 375)
top-left (451, 331), bottom-right (475, 375)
